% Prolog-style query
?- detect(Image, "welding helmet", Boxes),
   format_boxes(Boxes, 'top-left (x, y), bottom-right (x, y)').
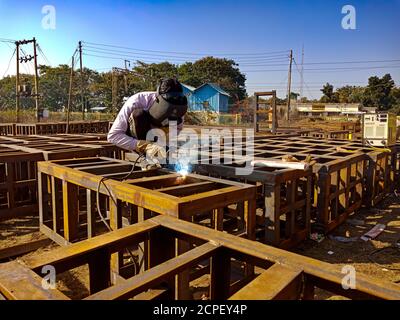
top-left (148, 78), bottom-right (188, 127)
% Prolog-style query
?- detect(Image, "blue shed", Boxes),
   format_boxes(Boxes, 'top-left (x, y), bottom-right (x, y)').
top-left (181, 83), bottom-right (196, 109)
top-left (181, 83), bottom-right (230, 113)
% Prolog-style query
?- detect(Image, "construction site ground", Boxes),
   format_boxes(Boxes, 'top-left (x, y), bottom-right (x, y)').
top-left (1, 191), bottom-right (399, 300)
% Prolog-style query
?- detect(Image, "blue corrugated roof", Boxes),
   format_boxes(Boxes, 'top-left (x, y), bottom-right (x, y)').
top-left (195, 83), bottom-right (230, 97)
top-left (181, 83), bottom-right (196, 91)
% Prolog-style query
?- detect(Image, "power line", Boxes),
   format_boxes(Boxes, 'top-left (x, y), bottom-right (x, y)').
top-left (82, 42), bottom-right (400, 67)
top-left (83, 44), bottom-right (290, 61)
top-left (2, 48), bottom-right (16, 78)
top-left (0, 38), bottom-right (17, 43)
top-left (293, 59), bottom-right (315, 99)
top-left (37, 44), bottom-right (51, 66)
top-left (83, 41), bottom-right (290, 57)
top-left (242, 65), bottom-right (400, 73)
top-left (20, 47), bottom-right (34, 75)
top-left (82, 47), bottom-right (290, 64)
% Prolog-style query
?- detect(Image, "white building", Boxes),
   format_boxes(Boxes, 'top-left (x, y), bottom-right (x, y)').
top-left (296, 103), bottom-right (362, 117)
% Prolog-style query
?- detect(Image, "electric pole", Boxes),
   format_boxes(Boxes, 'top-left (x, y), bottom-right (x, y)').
top-left (300, 45), bottom-right (304, 101)
top-left (15, 42), bottom-right (20, 123)
top-left (79, 41), bottom-right (84, 120)
top-left (112, 67), bottom-right (117, 116)
top-left (66, 56), bottom-right (74, 134)
top-left (124, 60), bottom-right (130, 94)
top-left (286, 49), bottom-right (293, 122)
top-left (33, 38), bottom-right (40, 122)
top-left (15, 38), bottom-right (40, 122)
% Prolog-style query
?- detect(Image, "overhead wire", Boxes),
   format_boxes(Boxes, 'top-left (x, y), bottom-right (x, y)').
top-left (83, 45), bottom-right (290, 61)
top-left (37, 44), bottom-right (52, 66)
top-left (2, 48), bottom-right (16, 78)
top-left (83, 41), bottom-right (290, 57)
top-left (293, 58), bottom-right (315, 99)
top-left (19, 47), bottom-right (34, 75)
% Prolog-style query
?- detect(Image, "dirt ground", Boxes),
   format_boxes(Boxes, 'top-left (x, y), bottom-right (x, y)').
top-left (294, 193), bottom-right (400, 285)
top-left (1, 192), bottom-right (399, 299)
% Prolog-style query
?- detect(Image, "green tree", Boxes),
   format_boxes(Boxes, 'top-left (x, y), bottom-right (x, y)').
top-left (178, 56), bottom-right (247, 101)
top-left (39, 64), bottom-right (73, 111)
top-left (132, 61), bottom-right (178, 91)
top-left (362, 74), bottom-right (395, 110)
top-left (0, 73), bottom-right (35, 110)
top-left (320, 83), bottom-right (338, 102)
top-left (0, 76), bottom-right (16, 110)
top-left (389, 86), bottom-right (400, 114)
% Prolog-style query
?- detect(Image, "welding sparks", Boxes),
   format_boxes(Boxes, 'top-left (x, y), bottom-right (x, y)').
top-left (178, 167), bottom-right (189, 176)
top-left (174, 159), bottom-right (191, 177)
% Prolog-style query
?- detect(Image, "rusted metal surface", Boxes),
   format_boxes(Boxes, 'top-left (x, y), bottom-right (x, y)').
top-left (37, 157), bottom-right (257, 246)
top-left (0, 141), bottom-right (122, 220)
top-left (0, 145), bottom-right (43, 220)
top-left (254, 91), bottom-right (278, 134)
top-left (3, 142), bottom-right (104, 161)
top-left (300, 129), bottom-right (352, 140)
top-left (193, 160), bottom-right (312, 249)
top-left (1, 215), bottom-right (399, 300)
top-left (12, 121), bottom-right (110, 136)
top-left (0, 124), bottom-right (15, 136)
top-left (193, 135), bottom-right (396, 233)
top-left (37, 157), bottom-right (257, 298)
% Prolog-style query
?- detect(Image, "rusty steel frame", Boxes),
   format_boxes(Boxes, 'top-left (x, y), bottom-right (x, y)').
top-left (258, 136), bottom-right (399, 208)
top-left (37, 157), bottom-right (257, 298)
top-left (0, 145), bottom-right (43, 220)
top-left (175, 133), bottom-right (397, 234)
top-left (37, 157), bottom-right (257, 246)
top-left (0, 133), bottom-right (106, 143)
top-left (249, 138), bottom-right (367, 233)
top-left (12, 121), bottom-right (110, 136)
top-left (254, 91), bottom-right (278, 134)
top-left (300, 130), bottom-right (352, 140)
top-left (193, 160), bottom-right (312, 249)
top-left (0, 215), bottom-right (399, 300)
top-left (3, 142), bottom-right (104, 161)
top-left (0, 142), bottom-right (120, 220)
top-left (195, 135), bottom-right (372, 233)
top-left (0, 124), bottom-right (15, 136)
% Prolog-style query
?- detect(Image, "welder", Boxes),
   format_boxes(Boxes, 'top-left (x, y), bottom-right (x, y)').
top-left (107, 78), bottom-right (188, 169)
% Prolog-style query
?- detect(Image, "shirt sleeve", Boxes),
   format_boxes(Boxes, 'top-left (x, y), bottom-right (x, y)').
top-left (107, 97), bottom-right (140, 151)
top-left (177, 116), bottom-right (184, 133)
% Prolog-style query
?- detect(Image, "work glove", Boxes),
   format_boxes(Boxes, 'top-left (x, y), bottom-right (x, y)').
top-left (135, 140), bottom-right (167, 160)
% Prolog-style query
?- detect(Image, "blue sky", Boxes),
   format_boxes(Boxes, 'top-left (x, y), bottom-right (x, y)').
top-left (0, 0), bottom-right (399, 98)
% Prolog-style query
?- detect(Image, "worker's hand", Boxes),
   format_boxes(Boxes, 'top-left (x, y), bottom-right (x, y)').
top-left (145, 143), bottom-right (167, 160)
top-left (135, 140), bottom-right (167, 159)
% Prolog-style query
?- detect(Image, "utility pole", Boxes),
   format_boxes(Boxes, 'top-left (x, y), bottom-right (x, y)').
top-left (15, 42), bottom-right (20, 123)
top-left (66, 56), bottom-right (74, 134)
top-left (112, 67), bottom-right (117, 116)
top-left (124, 60), bottom-right (130, 94)
top-left (286, 49), bottom-right (293, 122)
top-left (79, 41), bottom-right (84, 120)
top-left (33, 38), bottom-right (40, 122)
top-left (300, 45), bottom-right (304, 101)
top-left (15, 38), bottom-right (39, 122)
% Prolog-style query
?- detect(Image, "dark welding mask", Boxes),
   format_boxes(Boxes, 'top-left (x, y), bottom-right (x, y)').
top-left (149, 79), bottom-right (188, 127)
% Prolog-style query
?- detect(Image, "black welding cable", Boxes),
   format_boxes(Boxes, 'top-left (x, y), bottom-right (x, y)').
top-left (96, 177), bottom-right (139, 275)
top-left (118, 153), bottom-right (146, 181)
top-left (96, 177), bottom-right (112, 231)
